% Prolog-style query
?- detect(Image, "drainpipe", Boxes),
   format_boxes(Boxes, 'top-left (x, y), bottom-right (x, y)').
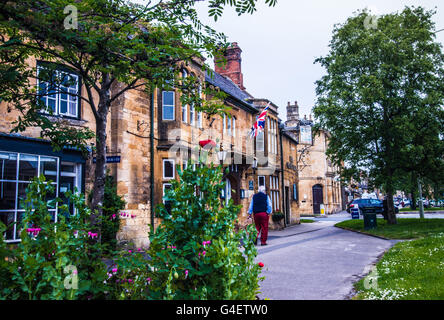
top-left (150, 85), bottom-right (155, 230)
top-left (278, 121), bottom-right (286, 227)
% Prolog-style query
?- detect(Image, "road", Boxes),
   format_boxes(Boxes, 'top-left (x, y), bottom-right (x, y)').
top-left (256, 212), bottom-right (399, 300)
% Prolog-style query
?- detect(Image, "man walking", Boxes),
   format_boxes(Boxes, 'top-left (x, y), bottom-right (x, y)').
top-left (248, 186), bottom-right (272, 246)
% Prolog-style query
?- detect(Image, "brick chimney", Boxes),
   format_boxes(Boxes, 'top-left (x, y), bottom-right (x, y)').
top-left (214, 42), bottom-right (245, 90)
top-left (285, 101), bottom-right (300, 127)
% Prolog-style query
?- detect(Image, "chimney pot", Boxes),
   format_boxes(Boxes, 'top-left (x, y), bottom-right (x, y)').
top-left (214, 42), bottom-right (245, 91)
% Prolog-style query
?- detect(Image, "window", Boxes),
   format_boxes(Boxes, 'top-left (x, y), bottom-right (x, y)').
top-left (233, 117), bottom-right (236, 137)
top-left (256, 131), bottom-right (265, 152)
top-left (190, 104), bottom-right (195, 125)
top-left (197, 111), bottom-right (203, 128)
top-left (293, 184), bottom-right (298, 201)
top-left (59, 162), bottom-right (82, 216)
top-left (197, 83), bottom-right (203, 128)
top-left (182, 103), bottom-right (188, 123)
top-left (270, 176), bottom-right (279, 212)
top-left (162, 91), bottom-right (175, 121)
top-left (258, 176), bottom-right (265, 188)
top-left (163, 183), bottom-right (172, 214)
top-left (163, 159), bottom-right (175, 180)
top-left (37, 64), bottom-right (80, 118)
top-left (0, 151), bottom-right (59, 242)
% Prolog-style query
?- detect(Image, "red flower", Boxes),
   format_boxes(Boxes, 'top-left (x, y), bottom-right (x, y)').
top-left (258, 262), bottom-right (264, 268)
top-left (199, 140), bottom-right (216, 149)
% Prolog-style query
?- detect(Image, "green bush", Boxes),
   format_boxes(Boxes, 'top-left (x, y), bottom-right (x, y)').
top-left (147, 161), bottom-right (263, 300)
top-left (88, 173), bottom-right (125, 255)
top-left (0, 175), bottom-right (110, 299)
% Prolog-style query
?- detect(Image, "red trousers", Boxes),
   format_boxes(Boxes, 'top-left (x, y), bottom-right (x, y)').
top-left (253, 212), bottom-right (270, 245)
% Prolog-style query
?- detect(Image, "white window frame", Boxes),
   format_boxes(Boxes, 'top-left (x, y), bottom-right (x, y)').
top-left (162, 91), bottom-right (175, 121)
top-left (163, 159), bottom-right (175, 180)
top-left (258, 175), bottom-right (265, 188)
top-left (60, 162), bottom-right (82, 216)
top-left (162, 183), bottom-right (172, 204)
top-left (0, 151), bottom-right (59, 242)
top-left (37, 65), bottom-right (80, 118)
top-left (256, 131), bottom-right (265, 152)
top-left (233, 117), bottom-right (236, 137)
top-left (182, 103), bottom-right (188, 123)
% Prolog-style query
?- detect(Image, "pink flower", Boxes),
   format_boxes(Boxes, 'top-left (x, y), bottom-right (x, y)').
top-left (112, 268), bottom-right (118, 273)
top-left (128, 250), bottom-right (132, 253)
top-left (147, 277), bottom-right (152, 284)
top-left (202, 250), bottom-right (206, 256)
top-left (137, 248), bottom-right (142, 252)
top-left (185, 270), bottom-right (189, 279)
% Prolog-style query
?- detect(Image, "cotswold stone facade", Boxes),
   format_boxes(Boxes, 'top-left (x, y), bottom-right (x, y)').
top-left (1, 43), bottom-right (341, 246)
top-left (284, 101), bottom-right (343, 216)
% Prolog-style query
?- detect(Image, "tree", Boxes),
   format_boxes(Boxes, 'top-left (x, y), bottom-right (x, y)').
top-left (313, 6), bottom-right (444, 224)
top-left (0, 0), bottom-right (277, 231)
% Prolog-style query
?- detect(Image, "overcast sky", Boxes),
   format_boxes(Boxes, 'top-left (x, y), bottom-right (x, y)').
top-left (193, 0), bottom-right (444, 121)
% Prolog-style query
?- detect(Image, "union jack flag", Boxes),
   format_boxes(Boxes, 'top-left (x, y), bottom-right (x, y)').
top-left (249, 102), bottom-right (270, 138)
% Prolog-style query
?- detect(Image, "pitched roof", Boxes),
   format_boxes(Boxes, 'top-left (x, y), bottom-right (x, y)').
top-left (205, 70), bottom-right (257, 114)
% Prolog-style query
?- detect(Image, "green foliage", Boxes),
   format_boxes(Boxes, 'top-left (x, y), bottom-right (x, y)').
top-left (147, 161), bottom-right (263, 300)
top-left (0, 175), bottom-right (110, 300)
top-left (313, 6), bottom-right (444, 223)
top-left (88, 173), bottom-right (126, 254)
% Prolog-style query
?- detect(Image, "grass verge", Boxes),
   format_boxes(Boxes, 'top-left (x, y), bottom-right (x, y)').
top-left (337, 218), bottom-right (444, 299)
top-left (300, 219), bottom-right (315, 223)
top-left (399, 207), bottom-right (443, 212)
top-left (335, 218), bottom-right (444, 240)
top-left (352, 234), bottom-right (444, 300)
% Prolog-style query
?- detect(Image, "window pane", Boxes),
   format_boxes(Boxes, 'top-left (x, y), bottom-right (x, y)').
top-left (0, 181), bottom-right (16, 210)
top-left (0, 211), bottom-right (15, 240)
top-left (18, 155), bottom-right (38, 181)
top-left (40, 157), bottom-right (58, 181)
top-left (0, 152), bottom-right (17, 180)
top-left (163, 160), bottom-right (174, 179)
top-left (163, 91), bottom-right (174, 106)
top-left (69, 102), bottom-right (77, 116)
top-left (259, 176), bottom-right (265, 187)
top-left (60, 100), bottom-right (67, 114)
top-left (256, 131), bottom-right (264, 151)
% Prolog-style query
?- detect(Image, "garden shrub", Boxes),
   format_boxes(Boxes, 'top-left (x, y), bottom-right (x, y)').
top-left (0, 175), bottom-right (110, 299)
top-left (88, 173), bottom-right (125, 255)
top-left (147, 161), bottom-right (263, 300)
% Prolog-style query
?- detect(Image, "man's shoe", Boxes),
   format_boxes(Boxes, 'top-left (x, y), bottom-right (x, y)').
top-left (261, 243), bottom-right (268, 246)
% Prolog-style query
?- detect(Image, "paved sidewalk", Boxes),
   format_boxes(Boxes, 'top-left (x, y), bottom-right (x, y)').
top-left (256, 216), bottom-right (398, 300)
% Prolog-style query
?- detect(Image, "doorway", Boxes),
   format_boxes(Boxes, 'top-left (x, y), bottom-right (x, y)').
top-left (312, 184), bottom-right (323, 215)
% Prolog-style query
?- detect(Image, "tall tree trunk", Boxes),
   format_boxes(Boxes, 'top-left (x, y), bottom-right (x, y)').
top-left (410, 172), bottom-right (417, 210)
top-left (385, 168), bottom-right (398, 225)
top-left (90, 74), bottom-right (112, 238)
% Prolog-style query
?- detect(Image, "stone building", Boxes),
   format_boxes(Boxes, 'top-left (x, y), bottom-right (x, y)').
top-left (284, 101), bottom-right (344, 215)
top-left (1, 42), bottom-right (338, 247)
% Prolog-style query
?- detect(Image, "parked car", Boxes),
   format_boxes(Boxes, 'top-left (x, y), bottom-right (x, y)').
top-left (348, 198), bottom-right (384, 215)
